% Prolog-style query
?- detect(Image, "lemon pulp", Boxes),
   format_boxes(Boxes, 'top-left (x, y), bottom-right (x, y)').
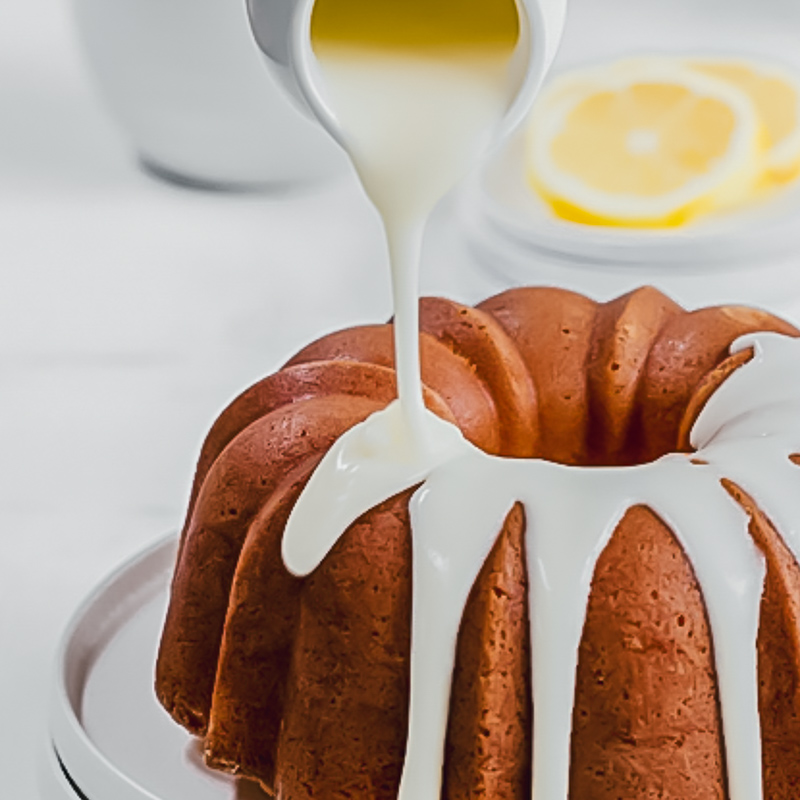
top-left (526, 55), bottom-right (800, 228)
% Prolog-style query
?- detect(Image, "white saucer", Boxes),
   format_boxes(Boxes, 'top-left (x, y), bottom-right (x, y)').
top-left (457, 127), bottom-right (800, 320)
top-left (39, 533), bottom-right (269, 800)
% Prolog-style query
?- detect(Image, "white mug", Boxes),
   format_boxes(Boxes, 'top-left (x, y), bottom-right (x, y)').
top-left (246, 0), bottom-right (568, 150)
top-left (71, 0), bottom-right (348, 188)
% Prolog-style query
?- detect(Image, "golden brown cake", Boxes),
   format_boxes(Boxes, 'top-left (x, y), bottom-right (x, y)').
top-left (155, 285), bottom-right (800, 799)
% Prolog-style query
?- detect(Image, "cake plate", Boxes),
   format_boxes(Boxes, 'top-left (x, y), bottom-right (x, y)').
top-left (38, 532), bottom-right (269, 800)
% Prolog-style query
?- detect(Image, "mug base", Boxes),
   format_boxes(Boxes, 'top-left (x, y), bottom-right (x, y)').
top-left (138, 155), bottom-right (310, 195)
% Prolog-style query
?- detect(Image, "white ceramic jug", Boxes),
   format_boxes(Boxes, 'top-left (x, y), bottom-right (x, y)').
top-left (246, 0), bottom-right (567, 149)
top-left (72, 0), bottom-right (349, 188)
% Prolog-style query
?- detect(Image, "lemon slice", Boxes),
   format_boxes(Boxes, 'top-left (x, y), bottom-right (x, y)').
top-left (687, 56), bottom-right (800, 185)
top-left (526, 60), bottom-right (763, 227)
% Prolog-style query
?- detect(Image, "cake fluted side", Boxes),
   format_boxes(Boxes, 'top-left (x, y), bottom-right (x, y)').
top-left (570, 505), bottom-right (726, 798)
top-left (443, 503), bottom-right (532, 800)
top-left (723, 481), bottom-right (800, 800)
top-left (155, 286), bottom-right (800, 799)
top-left (157, 393), bottom-right (388, 735)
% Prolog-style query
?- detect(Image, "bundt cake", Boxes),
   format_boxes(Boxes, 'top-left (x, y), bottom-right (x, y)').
top-left (156, 285), bottom-right (800, 800)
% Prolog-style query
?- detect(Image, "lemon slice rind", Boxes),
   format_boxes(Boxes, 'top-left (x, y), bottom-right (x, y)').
top-left (684, 54), bottom-right (800, 182)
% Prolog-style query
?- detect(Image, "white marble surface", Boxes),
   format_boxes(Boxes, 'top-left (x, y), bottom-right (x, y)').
top-left (0, 0), bottom-right (391, 794)
top-left (4, 0), bottom-right (800, 797)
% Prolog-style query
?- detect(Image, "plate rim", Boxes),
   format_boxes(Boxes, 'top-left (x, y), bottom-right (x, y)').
top-left (48, 532), bottom-right (179, 800)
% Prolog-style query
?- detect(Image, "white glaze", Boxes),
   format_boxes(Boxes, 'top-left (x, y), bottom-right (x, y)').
top-left (282, 399), bottom-right (465, 575)
top-left (312, 46), bottom-right (519, 423)
top-left (285, 332), bottom-right (800, 800)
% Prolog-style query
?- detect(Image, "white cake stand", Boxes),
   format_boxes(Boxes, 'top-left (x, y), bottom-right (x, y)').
top-left (37, 533), bottom-right (270, 800)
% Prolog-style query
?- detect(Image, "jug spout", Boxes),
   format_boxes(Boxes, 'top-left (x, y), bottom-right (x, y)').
top-left (247, 0), bottom-right (320, 120)
top-left (247, 0), bottom-right (568, 146)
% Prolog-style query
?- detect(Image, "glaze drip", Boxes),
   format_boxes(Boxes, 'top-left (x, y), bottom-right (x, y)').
top-left (284, 332), bottom-right (800, 800)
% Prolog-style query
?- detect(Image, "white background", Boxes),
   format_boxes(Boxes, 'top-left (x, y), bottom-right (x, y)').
top-left (3, 0), bottom-right (800, 797)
